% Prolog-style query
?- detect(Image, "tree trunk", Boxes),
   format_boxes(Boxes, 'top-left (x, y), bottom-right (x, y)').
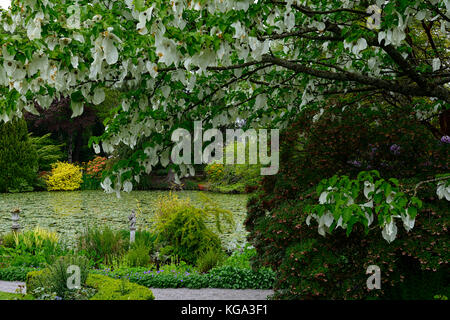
top-left (439, 109), bottom-right (450, 136)
top-left (67, 133), bottom-right (73, 163)
top-left (166, 168), bottom-right (175, 183)
top-left (73, 131), bottom-right (82, 163)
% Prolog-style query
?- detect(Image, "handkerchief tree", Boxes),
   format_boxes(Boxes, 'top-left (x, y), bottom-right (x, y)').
top-left (0, 0), bottom-right (449, 240)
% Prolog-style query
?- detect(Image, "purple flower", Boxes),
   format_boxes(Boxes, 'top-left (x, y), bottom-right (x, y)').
top-left (347, 160), bottom-right (361, 167)
top-left (390, 144), bottom-right (401, 155)
top-left (441, 135), bottom-right (450, 144)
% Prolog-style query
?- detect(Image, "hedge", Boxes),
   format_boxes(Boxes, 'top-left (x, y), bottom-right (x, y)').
top-left (93, 265), bottom-right (276, 289)
top-left (26, 271), bottom-right (154, 300)
top-left (86, 274), bottom-right (154, 300)
top-left (0, 266), bottom-right (40, 282)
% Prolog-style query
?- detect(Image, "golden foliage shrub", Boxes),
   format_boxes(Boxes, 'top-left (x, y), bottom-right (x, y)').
top-left (45, 161), bottom-right (83, 191)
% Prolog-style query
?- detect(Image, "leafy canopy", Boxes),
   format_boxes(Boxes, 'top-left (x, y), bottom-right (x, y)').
top-left (0, 0), bottom-right (449, 194)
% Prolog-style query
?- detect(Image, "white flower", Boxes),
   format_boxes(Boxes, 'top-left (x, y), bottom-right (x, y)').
top-left (336, 216), bottom-right (344, 229)
top-left (123, 181), bottom-right (133, 193)
top-left (72, 32), bottom-right (85, 43)
top-left (319, 191), bottom-right (329, 204)
top-left (401, 210), bottom-right (415, 232)
top-left (26, 12), bottom-right (44, 40)
top-left (93, 143), bottom-right (100, 154)
top-left (100, 177), bottom-right (113, 193)
top-left (284, 10), bottom-right (295, 31)
top-left (364, 182), bottom-right (375, 199)
top-left (381, 218), bottom-right (398, 243)
top-left (319, 187), bottom-right (335, 204)
top-left (145, 61), bottom-right (158, 78)
top-left (137, 6), bottom-right (154, 34)
top-left (71, 55), bottom-right (79, 68)
top-left (102, 33), bottom-right (119, 65)
top-left (190, 49), bottom-right (216, 74)
top-left (155, 37), bottom-right (178, 66)
top-left (436, 181), bottom-right (450, 201)
top-left (386, 191), bottom-right (396, 204)
top-left (93, 87), bottom-right (105, 105)
top-left (432, 58), bottom-right (441, 72)
top-left (364, 211), bottom-right (374, 226)
top-left (71, 101), bottom-right (84, 118)
top-left (305, 214), bottom-right (313, 226)
top-left (352, 38), bottom-right (368, 55)
top-left (3, 60), bottom-right (16, 76)
top-left (322, 211), bottom-right (334, 228)
top-left (231, 21), bottom-right (246, 39)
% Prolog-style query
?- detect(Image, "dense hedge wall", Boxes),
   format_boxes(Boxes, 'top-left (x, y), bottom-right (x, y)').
top-left (245, 106), bottom-right (449, 299)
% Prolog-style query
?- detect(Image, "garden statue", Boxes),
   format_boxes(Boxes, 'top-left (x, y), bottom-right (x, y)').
top-left (128, 210), bottom-right (136, 243)
top-left (11, 208), bottom-right (21, 233)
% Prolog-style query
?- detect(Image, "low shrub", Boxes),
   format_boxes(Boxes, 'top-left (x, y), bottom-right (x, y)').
top-left (152, 193), bottom-right (230, 265)
top-left (81, 156), bottom-right (108, 190)
top-left (0, 266), bottom-right (40, 281)
top-left (86, 274), bottom-right (154, 300)
top-left (77, 226), bottom-right (127, 267)
top-left (196, 249), bottom-right (226, 273)
top-left (27, 270), bottom-right (154, 300)
top-left (27, 255), bottom-right (91, 300)
top-left (205, 141), bottom-right (263, 193)
top-left (26, 270), bottom-right (45, 294)
top-left (207, 265), bottom-right (275, 290)
top-left (156, 208), bottom-right (222, 265)
top-left (0, 227), bottom-right (66, 267)
top-left (223, 244), bottom-right (257, 269)
top-left (93, 265), bottom-right (275, 290)
top-left (122, 243), bottom-right (153, 268)
top-left (45, 161), bottom-right (83, 191)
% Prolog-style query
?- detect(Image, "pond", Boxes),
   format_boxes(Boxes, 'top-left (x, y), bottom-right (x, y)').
top-left (0, 190), bottom-right (249, 250)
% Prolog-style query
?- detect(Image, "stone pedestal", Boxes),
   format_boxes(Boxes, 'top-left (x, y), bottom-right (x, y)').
top-left (11, 209), bottom-right (21, 233)
top-left (129, 210), bottom-right (136, 243)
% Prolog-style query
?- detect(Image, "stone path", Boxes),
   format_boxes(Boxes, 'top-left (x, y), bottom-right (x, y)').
top-left (149, 288), bottom-right (273, 300)
top-left (0, 281), bottom-right (26, 294)
top-left (0, 280), bottom-right (272, 300)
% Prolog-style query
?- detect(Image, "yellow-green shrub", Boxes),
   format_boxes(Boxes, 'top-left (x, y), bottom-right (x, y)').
top-left (86, 274), bottom-right (155, 300)
top-left (45, 161), bottom-right (83, 191)
top-left (26, 270), bottom-right (45, 294)
top-left (26, 271), bottom-right (154, 300)
top-left (152, 193), bottom-right (232, 264)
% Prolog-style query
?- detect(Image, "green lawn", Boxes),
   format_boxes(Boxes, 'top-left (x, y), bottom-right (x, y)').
top-left (0, 291), bottom-right (34, 300)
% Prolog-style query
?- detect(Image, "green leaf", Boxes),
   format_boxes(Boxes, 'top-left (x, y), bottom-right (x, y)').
top-left (407, 206), bottom-right (418, 218)
top-left (70, 91), bottom-right (84, 103)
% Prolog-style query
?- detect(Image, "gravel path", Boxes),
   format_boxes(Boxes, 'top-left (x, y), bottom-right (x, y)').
top-left (0, 280), bottom-right (272, 300)
top-left (0, 281), bottom-right (26, 294)
top-left (149, 288), bottom-right (273, 300)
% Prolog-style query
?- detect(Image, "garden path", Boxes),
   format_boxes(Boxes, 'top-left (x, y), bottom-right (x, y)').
top-left (0, 281), bottom-right (25, 294)
top-left (0, 281), bottom-right (273, 300)
top-left (149, 288), bottom-right (274, 300)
